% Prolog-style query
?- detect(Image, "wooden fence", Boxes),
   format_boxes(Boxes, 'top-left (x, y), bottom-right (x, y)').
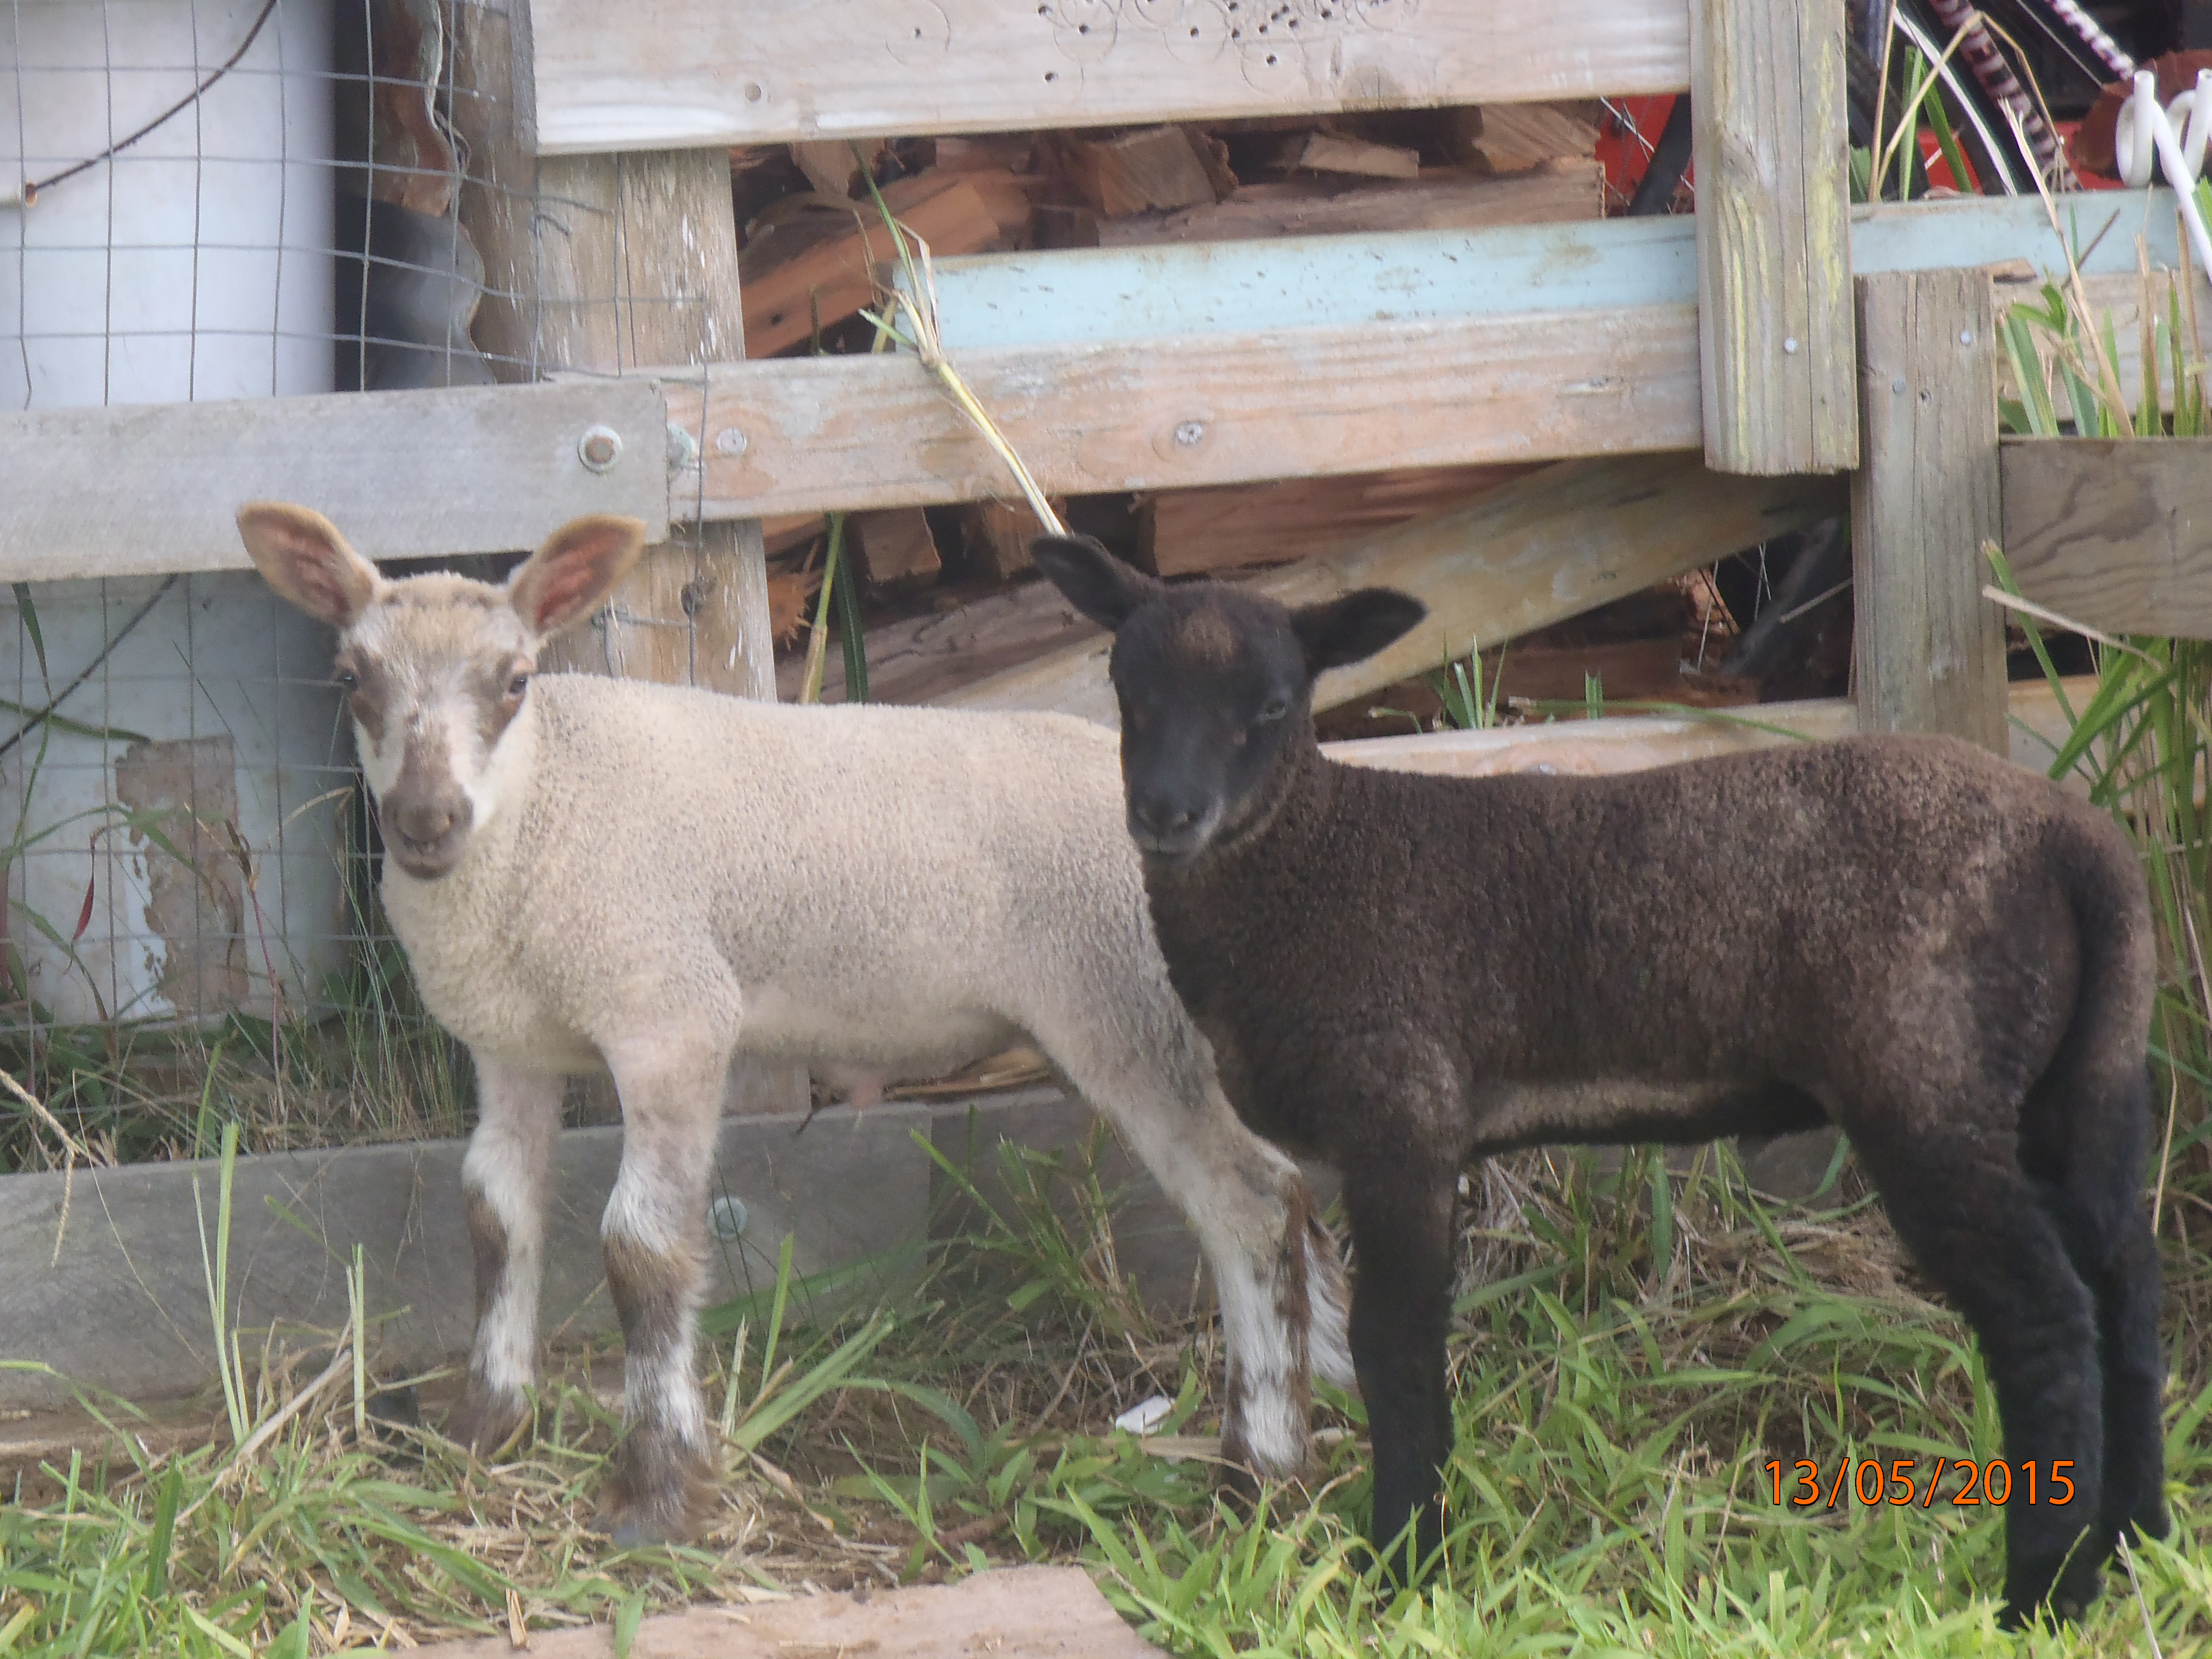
top-left (1, 0), bottom-right (2207, 1412)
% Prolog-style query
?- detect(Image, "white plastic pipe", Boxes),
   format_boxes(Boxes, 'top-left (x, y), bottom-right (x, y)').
top-left (2115, 68), bottom-right (2212, 281)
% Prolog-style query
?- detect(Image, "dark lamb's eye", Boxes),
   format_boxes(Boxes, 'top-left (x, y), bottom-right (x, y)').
top-left (1257, 695), bottom-right (1290, 724)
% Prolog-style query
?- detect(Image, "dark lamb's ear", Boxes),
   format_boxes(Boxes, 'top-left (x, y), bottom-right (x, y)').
top-left (1029, 534), bottom-right (1161, 633)
top-left (1291, 588), bottom-right (1428, 674)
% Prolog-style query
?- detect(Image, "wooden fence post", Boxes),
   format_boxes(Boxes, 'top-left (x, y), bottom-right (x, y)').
top-left (452, 15), bottom-right (799, 1113)
top-left (1851, 268), bottom-right (2009, 751)
top-left (1690, 0), bottom-right (1858, 474)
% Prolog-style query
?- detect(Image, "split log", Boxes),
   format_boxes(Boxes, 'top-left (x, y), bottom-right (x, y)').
top-left (938, 453), bottom-right (1844, 725)
top-left (790, 139), bottom-right (875, 198)
top-left (1138, 463), bottom-right (1542, 577)
top-left (778, 578), bottom-right (1095, 706)
top-left (1272, 132), bottom-right (1423, 179)
top-left (1097, 158), bottom-right (1602, 245)
top-left (1471, 103), bottom-right (1602, 172)
top-left (762, 513), bottom-right (826, 557)
top-left (741, 176), bottom-right (1014, 356)
top-left (962, 498), bottom-right (1061, 582)
top-left (1053, 125), bottom-right (1234, 217)
top-left (852, 507), bottom-right (944, 591)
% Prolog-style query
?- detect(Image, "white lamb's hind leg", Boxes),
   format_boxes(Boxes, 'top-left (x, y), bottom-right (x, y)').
top-left (1035, 1013), bottom-right (1345, 1479)
top-left (450, 1054), bottom-right (563, 1452)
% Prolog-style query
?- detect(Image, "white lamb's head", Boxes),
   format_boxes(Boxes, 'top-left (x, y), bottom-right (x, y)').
top-left (236, 503), bottom-right (647, 880)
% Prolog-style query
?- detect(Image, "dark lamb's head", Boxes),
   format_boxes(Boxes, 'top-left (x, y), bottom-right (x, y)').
top-left (1031, 532), bottom-right (1425, 867)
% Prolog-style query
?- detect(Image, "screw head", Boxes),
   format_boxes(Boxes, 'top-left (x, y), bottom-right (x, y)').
top-left (1173, 420), bottom-right (1207, 447)
top-left (1892, 376), bottom-right (1908, 395)
top-left (578, 425), bottom-right (623, 472)
top-left (743, 81), bottom-right (766, 102)
top-left (1783, 337), bottom-right (1800, 354)
top-left (710, 1196), bottom-right (749, 1240)
top-left (714, 426), bottom-right (749, 457)
top-left (1958, 328), bottom-right (1976, 346)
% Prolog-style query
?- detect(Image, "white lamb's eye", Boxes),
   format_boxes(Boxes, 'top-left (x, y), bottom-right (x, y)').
top-left (335, 670), bottom-right (359, 692)
top-left (508, 673), bottom-right (530, 697)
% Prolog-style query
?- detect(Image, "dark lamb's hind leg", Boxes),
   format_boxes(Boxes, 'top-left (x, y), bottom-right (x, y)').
top-left (1852, 1117), bottom-right (2109, 1627)
top-left (1345, 1166), bottom-right (1460, 1581)
top-left (2031, 1063), bottom-right (2169, 1554)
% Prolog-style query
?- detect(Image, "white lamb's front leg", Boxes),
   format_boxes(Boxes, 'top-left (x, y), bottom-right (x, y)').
top-left (450, 1054), bottom-right (563, 1453)
top-left (594, 1028), bottom-right (734, 1548)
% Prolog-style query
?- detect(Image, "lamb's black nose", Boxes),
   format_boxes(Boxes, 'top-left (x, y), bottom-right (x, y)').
top-left (1133, 798), bottom-right (1197, 836)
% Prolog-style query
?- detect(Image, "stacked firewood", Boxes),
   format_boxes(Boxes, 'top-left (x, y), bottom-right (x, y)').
top-left (736, 104), bottom-right (1850, 727)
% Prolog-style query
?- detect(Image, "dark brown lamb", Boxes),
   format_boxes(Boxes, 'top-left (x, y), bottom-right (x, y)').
top-left (1030, 532), bottom-right (2167, 1629)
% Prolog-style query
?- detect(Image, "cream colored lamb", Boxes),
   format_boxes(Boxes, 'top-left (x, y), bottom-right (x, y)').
top-left (235, 502), bottom-right (1351, 1544)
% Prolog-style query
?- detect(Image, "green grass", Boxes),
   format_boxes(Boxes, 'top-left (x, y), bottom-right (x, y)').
top-left (4, 1094), bottom-right (2210, 1655)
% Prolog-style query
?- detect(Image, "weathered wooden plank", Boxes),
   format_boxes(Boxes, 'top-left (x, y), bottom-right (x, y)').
top-left (2000, 438), bottom-right (2212, 640)
top-left (939, 453), bottom-right (1845, 725)
top-left (1096, 157), bottom-right (1604, 248)
top-left (1330, 678), bottom-right (2093, 788)
top-left (912, 191), bottom-right (2190, 352)
top-left (1852, 270), bottom-right (2008, 751)
top-left (11, 203), bottom-right (2204, 588)
top-left (0, 1100), bottom-right (957, 1411)
top-left (670, 303), bottom-right (1704, 521)
top-left (411, 1568), bottom-right (1165, 1659)
top-left (1139, 463), bottom-right (1542, 577)
top-left (0, 381), bottom-right (669, 583)
top-left (1690, 0), bottom-right (1856, 474)
top-left (527, 0), bottom-right (1690, 156)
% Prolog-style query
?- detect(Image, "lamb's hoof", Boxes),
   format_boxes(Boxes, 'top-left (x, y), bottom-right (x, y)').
top-left (1212, 1456), bottom-right (1263, 1515)
top-left (594, 1431), bottom-right (718, 1550)
top-left (445, 1387), bottom-right (530, 1458)
top-left (606, 1512), bottom-right (686, 1551)
top-left (1999, 1560), bottom-right (2103, 1631)
top-left (366, 1385), bottom-right (421, 1431)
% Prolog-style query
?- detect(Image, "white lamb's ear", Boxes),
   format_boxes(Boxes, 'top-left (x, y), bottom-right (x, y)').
top-left (236, 502), bottom-right (384, 628)
top-left (507, 515), bottom-right (650, 638)
top-left (1030, 533), bottom-right (1160, 632)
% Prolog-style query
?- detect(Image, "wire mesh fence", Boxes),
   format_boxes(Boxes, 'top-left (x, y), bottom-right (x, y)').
top-left (0, 0), bottom-right (597, 1163)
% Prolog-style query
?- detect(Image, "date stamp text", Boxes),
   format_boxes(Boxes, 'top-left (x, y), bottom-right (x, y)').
top-left (1763, 1458), bottom-right (2075, 1508)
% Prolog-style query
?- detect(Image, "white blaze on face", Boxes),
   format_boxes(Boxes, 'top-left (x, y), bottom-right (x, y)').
top-left (335, 586), bottom-right (537, 848)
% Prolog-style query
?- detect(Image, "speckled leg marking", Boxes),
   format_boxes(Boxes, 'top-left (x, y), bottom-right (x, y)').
top-left (592, 1035), bottom-right (730, 1548)
top-left (448, 1057), bottom-right (560, 1454)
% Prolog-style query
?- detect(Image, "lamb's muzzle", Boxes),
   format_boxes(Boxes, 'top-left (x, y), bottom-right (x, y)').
top-left (1031, 529), bottom-right (2168, 1629)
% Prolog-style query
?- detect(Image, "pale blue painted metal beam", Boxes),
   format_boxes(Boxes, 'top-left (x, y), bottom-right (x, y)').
top-left (908, 190), bottom-right (2190, 351)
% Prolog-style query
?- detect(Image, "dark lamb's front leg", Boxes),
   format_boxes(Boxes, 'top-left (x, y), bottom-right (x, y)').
top-left (1346, 1163), bottom-right (1461, 1579)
